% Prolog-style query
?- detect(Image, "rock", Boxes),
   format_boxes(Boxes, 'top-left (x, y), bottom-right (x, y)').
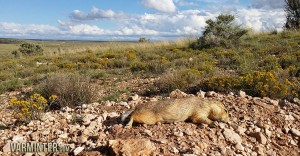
top-left (74, 147), bottom-right (85, 155)
top-left (59, 133), bottom-right (68, 139)
top-left (144, 129), bottom-right (152, 137)
top-left (107, 112), bottom-right (119, 118)
top-left (104, 101), bottom-right (112, 106)
top-left (173, 131), bottom-right (184, 137)
top-left (265, 128), bottom-right (272, 137)
top-left (222, 128), bottom-right (242, 144)
top-left (282, 126), bottom-right (290, 134)
top-left (238, 90), bottom-right (247, 98)
top-left (3, 143), bottom-right (11, 152)
top-left (119, 101), bottom-right (129, 107)
top-left (42, 130), bottom-right (50, 135)
top-left (30, 132), bottom-right (40, 141)
top-left (290, 128), bottom-right (300, 137)
top-left (184, 128), bottom-right (193, 136)
top-left (249, 132), bottom-right (267, 145)
top-left (169, 89), bottom-right (187, 98)
top-left (228, 92), bottom-right (235, 96)
top-left (269, 99), bottom-right (279, 106)
top-left (27, 121), bottom-right (34, 127)
top-left (128, 94), bottom-right (139, 101)
top-left (235, 143), bottom-right (244, 151)
top-left (62, 106), bottom-right (72, 112)
top-left (254, 145), bottom-right (264, 155)
top-left (205, 91), bottom-right (216, 97)
top-left (196, 90), bottom-right (206, 98)
top-left (82, 114), bottom-right (97, 125)
top-left (157, 139), bottom-right (168, 144)
top-left (220, 147), bottom-right (227, 155)
top-left (78, 151), bottom-right (101, 156)
top-left (218, 123), bottom-right (226, 129)
top-left (290, 139), bottom-right (297, 146)
top-left (192, 146), bottom-right (202, 155)
top-left (41, 112), bottom-right (56, 122)
top-left (77, 136), bottom-right (88, 144)
top-left (285, 114), bottom-right (295, 121)
top-left (171, 147), bottom-right (179, 154)
top-left (292, 98), bottom-right (300, 104)
top-left (108, 139), bottom-right (155, 156)
top-left (12, 135), bottom-right (25, 142)
top-left (82, 104), bottom-right (87, 109)
top-left (236, 126), bottom-right (247, 135)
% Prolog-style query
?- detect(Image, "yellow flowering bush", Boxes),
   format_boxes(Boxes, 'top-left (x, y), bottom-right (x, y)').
top-left (242, 71), bottom-right (298, 98)
top-left (201, 76), bottom-right (242, 92)
top-left (9, 93), bottom-right (57, 122)
top-left (200, 71), bottom-right (299, 99)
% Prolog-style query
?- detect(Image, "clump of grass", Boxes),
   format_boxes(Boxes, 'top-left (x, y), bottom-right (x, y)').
top-left (155, 68), bottom-right (203, 93)
top-left (37, 73), bottom-right (97, 108)
top-left (101, 90), bottom-right (123, 102)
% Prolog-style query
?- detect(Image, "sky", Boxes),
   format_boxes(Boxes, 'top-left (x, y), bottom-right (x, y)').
top-left (0, 0), bottom-right (286, 41)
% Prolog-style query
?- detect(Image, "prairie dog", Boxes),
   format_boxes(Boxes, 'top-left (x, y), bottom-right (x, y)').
top-left (122, 97), bottom-right (229, 127)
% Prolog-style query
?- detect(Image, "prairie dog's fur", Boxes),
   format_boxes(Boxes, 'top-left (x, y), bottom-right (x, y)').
top-left (123, 97), bottom-right (229, 127)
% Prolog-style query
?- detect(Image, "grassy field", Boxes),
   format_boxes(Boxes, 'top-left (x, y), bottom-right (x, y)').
top-left (0, 32), bottom-right (299, 100)
top-left (0, 39), bottom-right (190, 59)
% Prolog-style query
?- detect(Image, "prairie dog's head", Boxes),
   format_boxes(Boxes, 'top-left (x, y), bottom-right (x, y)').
top-left (220, 108), bottom-right (229, 123)
top-left (121, 108), bottom-right (135, 122)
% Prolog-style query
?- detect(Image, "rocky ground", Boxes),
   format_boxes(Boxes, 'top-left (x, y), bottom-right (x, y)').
top-left (0, 89), bottom-right (300, 156)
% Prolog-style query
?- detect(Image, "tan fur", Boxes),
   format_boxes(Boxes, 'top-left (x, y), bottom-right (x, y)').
top-left (124, 97), bottom-right (229, 127)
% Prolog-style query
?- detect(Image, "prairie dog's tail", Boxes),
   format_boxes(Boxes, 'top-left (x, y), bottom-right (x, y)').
top-left (121, 107), bottom-right (135, 122)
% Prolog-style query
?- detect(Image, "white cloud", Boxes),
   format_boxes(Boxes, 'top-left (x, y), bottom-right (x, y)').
top-left (251, 0), bottom-right (285, 9)
top-left (0, 22), bottom-right (61, 37)
top-left (235, 8), bottom-right (285, 32)
top-left (175, 0), bottom-right (199, 6)
top-left (142, 0), bottom-right (177, 13)
top-left (68, 24), bottom-right (106, 35)
top-left (70, 7), bottom-right (124, 21)
top-left (116, 25), bottom-right (159, 36)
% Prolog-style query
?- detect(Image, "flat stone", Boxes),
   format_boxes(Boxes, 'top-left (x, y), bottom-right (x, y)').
top-left (3, 143), bottom-right (11, 152)
top-left (108, 139), bottom-right (155, 156)
top-left (222, 128), bottom-right (242, 144)
top-left (42, 130), bottom-right (50, 135)
top-left (74, 147), bottom-right (85, 155)
top-left (249, 132), bottom-right (267, 145)
top-left (290, 128), bottom-right (300, 137)
top-left (12, 135), bottom-right (25, 142)
top-left (59, 133), bottom-right (68, 139)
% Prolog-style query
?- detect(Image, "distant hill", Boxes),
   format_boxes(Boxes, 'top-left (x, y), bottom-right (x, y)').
top-left (0, 38), bottom-right (24, 44)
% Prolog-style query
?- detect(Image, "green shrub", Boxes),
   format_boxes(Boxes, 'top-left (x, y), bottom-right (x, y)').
top-left (138, 37), bottom-right (150, 43)
top-left (190, 14), bottom-right (247, 49)
top-left (0, 79), bottom-right (23, 93)
top-left (37, 73), bottom-right (97, 107)
top-left (130, 61), bottom-right (148, 73)
top-left (279, 55), bottom-right (298, 69)
top-left (16, 42), bottom-right (44, 56)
